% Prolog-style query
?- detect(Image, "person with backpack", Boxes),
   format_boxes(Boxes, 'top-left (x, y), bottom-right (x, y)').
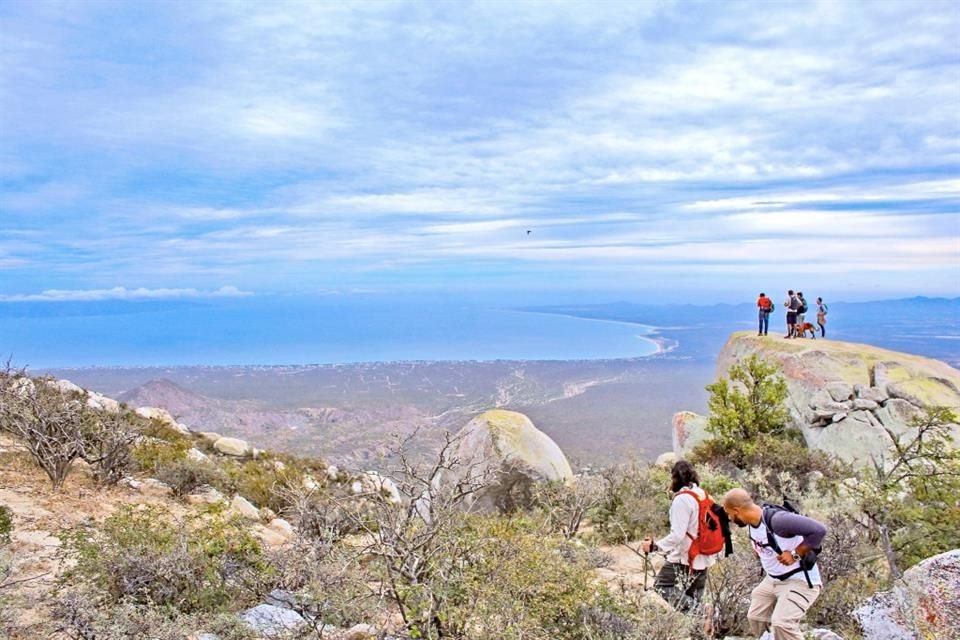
top-left (796, 292), bottom-right (808, 326)
top-left (640, 461), bottom-right (732, 611)
top-left (816, 297), bottom-right (828, 337)
top-left (721, 488), bottom-right (827, 640)
top-left (757, 292), bottom-right (774, 336)
top-left (784, 290), bottom-right (801, 338)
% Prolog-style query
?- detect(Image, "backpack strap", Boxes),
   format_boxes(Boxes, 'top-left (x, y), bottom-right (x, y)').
top-left (675, 489), bottom-right (701, 542)
top-left (762, 506), bottom-right (815, 589)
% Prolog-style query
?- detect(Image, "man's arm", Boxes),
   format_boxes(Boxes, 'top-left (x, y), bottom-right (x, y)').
top-left (770, 511), bottom-right (827, 558)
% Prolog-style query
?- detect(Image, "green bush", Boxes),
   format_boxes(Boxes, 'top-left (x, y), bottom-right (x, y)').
top-left (131, 421), bottom-right (192, 473)
top-left (60, 504), bottom-right (266, 614)
top-left (218, 458), bottom-right (310, 513)
top-left (0, 505), bottom-right (11, 545)
top-left (153, 458), bottom-right (225, 498)
top-left (409, 514), bottom-right (633, 640)
top-left (588, 463), bottom-right (671, 544)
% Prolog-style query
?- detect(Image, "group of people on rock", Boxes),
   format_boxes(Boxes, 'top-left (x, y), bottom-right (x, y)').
top-left (756, 290), bottom-right (828, 339)
top-left (641, 460), bottom-right (827, 640)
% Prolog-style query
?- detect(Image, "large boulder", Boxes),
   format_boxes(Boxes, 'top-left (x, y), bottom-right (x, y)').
top-left (672, 411), bottom-right (710, 458)
top-left (711, 333), bottom-right (960, 465)
top-left (854, 549), bottom-right (960, 640)
top-left (451, 409), bottom-right (573, 512)
top-left (214, 436), bottom-right (251, 457)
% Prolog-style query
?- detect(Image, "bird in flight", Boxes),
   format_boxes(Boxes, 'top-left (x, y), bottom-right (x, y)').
top-left (526, 230), bottom-right (531, 235)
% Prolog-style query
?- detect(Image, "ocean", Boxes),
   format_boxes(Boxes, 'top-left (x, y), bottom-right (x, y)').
top-left (0, 295), bottom-right (659, 368)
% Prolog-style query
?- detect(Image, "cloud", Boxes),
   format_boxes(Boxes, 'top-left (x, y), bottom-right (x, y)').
top-left (0, 286), bottom-right (253, 302)
top-left (0, 0), bottom-right (957, 298)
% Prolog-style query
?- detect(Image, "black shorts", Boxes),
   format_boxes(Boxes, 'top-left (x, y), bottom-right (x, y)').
top-left (787, 311), bottom-right (798, 323)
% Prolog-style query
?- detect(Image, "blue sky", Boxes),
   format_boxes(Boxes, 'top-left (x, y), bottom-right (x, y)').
top-left (1, 0), bottom-right (958, 304)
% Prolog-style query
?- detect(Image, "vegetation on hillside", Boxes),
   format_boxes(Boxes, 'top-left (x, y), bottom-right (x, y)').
top-left (1, 363), bottom-right (958, 639)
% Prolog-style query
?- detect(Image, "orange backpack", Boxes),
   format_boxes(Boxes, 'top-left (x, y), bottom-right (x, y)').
top-left (677, 489), bottom-right (732, 568)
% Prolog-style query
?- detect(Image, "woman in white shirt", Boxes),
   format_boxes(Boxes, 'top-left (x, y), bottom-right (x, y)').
top-left (640, 461), bottom-right (722, 611)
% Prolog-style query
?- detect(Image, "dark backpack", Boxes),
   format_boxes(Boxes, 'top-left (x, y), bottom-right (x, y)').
top-left (677, 489), bottom-right (734, 568)
top-left (799, 300), bottom-right (808, 314)
top-left (760, 500), bottom-right (821, 588)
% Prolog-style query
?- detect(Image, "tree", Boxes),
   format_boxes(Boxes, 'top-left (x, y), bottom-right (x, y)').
top-left (853, 407), bottom-right (960, 578)
top-left (0, 369), bottom-right (93, 490)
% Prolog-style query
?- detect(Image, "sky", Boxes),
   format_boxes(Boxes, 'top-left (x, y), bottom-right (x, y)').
top-left (1, 0), bottom-right (959, 305)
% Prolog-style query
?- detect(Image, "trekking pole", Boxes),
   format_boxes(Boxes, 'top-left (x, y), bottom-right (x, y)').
top-left (642, 548), bottom-right (650, 592)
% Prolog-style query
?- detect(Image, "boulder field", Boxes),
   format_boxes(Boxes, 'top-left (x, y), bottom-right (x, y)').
top-left (674, 332), bottom-right (960, 465)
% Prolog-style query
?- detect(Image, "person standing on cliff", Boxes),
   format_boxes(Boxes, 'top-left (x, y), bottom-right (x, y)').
top-left (816, 297), bottom-right (828, 337)
top-left (640, 460), bottom-right (724, 611)
top-left (722, 489), bottom-right (826, 640)
top-left (784, 290), bottom-right (800, 338)
top-left (757, 293), bottom-right (774, 336)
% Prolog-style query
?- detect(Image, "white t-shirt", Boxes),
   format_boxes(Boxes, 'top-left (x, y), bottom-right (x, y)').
top-left (655, 484), bottom-right (721, 571)
top-left (749, 517), bottom-right (822, 586)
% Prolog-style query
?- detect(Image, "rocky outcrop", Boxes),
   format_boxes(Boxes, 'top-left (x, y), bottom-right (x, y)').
top-left (674, 333), bottom-right (960, 464)
top-left (672, 411), bottom-right (710, 458)
top-left (854, 548), bottom-right (960, 640)
top-left (450, 409), bottom-right (573, 512)
top-left (135, 406), bottom-right (191, 435)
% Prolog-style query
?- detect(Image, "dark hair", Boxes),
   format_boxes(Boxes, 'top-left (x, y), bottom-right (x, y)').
top-left (798, 291), bottom-right (804, 297)
top-left (671, 460), bottom-right (700, 492)
top-left (788, 289), bottom-right (794, 295)
top-left (759, 292), bottom-right (766, 297)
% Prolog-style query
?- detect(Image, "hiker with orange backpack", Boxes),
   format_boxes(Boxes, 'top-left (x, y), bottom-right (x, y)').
top-left (640, 460), bottom-right (733, 611)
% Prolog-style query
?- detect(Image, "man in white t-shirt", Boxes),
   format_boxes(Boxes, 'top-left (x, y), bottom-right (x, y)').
top-left (640, 460), bottom-right (722, 611)
top-left (722, 488), bottom-right (827, 640)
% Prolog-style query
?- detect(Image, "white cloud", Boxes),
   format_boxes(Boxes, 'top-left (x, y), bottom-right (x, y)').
top-left (0, 286), bottom-right (253, 302)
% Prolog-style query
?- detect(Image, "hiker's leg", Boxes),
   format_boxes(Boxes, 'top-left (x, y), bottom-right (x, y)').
top-left (819, 322), bottom-right (825, 337)
top-left (683, 568), bottom-right (708, 606)
top-left (654, 562), bottom-right (696, 611)
top-left (758, 311), bottom-right (764, 335)
top-left (770, 581), bottom-right (820, 640)
top-left (747, 577), bottom-right (777, 636)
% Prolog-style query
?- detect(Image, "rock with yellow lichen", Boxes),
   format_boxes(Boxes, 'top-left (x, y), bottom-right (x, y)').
top-left (450, 409), bottom-right (573, 512)
top-left (674, 332), bottom-right (960, 465)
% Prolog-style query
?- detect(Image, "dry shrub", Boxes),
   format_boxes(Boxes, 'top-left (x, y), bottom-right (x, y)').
top-left (59, 504), bottom-right (266, 614)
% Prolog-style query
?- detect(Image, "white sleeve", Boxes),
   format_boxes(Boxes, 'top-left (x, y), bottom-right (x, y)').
top-left (656, 495), bottom-right (695, 553)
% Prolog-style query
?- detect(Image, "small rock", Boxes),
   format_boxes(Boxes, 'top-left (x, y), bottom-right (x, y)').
top-left (186, 447), bottom-right (209, 463)
top-left (187, 486), bottom-right (226, 505)
top-left (826, 382), bottom-right (854, 403)
top-left (267, 518), bottom-right (294, 540)
top-left (886, 383), bottom-right (923, 407)
top-left (344, 623), bottom-right (378, 640)
top-left (831, 412), bottom-right (847, 423)
top-left (87, 392), bottom-right (120, 413)
top-left (214, 437), bottom-right (251, 457)
top-left (231, 495), bottom-right (260, 520)
top-left (351, 480), bottom-right (364, 495)
top-left (853, 399), bottom-right (879, 411)
top-left (303, 475), bottom-right (321, 491)
top-left (855, 385), bottom-right (889, 404)
top-left (260, 507), bottom-right (277, 521)
top-left (199, 431), bottom-right (222, 443)
top-left (326, 465), bottom-right (340, 480)
top-left (810, 630), bottom-right (845, 640)
top-left (140, 478), bottom-right (173, 497)
top-left (654, 451), bottom-right (677, 468)
top-left (241, 604), bottom-right (305, 636)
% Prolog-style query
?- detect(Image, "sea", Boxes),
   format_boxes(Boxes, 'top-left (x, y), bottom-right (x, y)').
top-left (0, 295), bottom-right (659, 368)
